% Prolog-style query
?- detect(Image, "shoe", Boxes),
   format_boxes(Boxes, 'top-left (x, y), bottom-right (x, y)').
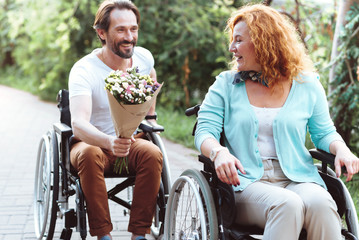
top-left (135, 237), bottom-right (147, 240)
top-left (100, 235), bottom-right (111, 240)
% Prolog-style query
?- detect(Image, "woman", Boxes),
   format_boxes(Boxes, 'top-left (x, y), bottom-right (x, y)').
top-left (195, 4), bottom-right (359, 240)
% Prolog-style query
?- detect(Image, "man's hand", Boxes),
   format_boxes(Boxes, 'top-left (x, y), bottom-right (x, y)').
top-left (109, 136), bottom-right (136, 157)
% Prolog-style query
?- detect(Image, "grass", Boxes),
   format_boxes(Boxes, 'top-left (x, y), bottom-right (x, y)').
top-left (0, 66), bottom-right (38, 94)
top-left (156, 106), bottom-right (197, 149)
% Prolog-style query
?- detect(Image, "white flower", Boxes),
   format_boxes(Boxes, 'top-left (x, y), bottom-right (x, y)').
top-left (106, 77), bottom-right (116, 83)
top-left (112, 85), bottom-right (122, 93)
top-left (104, 66), bottom-right (160, 105)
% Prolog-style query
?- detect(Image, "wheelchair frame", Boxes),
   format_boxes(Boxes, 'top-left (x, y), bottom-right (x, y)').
top-left (163, 104), bottom-right (359, 240)
top-left (33, 89), bottom-right (171, 239)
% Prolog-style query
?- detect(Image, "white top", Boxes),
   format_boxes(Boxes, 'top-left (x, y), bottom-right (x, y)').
top-left (68, 46), bottom-right (154, 136)
top-left (251, 105), bottom-right (282, 160)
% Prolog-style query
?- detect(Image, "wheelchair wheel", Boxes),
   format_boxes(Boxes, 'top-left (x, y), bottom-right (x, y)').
top-left (34, 129), bottom-right (59, 239)
top-left (147, 132), bottom-right (171, 239)
top-left (151, 182), bottom-right (166, 239)
top-left (341, 180), bottom-right (359, 239)
top-left (146, 131), bottom-right (171, 195)
top-left (316, 164), bottom-right (359, 239)
top-left (164, 169), bottom-right (218, 240)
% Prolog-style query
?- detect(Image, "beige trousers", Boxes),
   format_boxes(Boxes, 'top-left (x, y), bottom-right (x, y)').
top-left (234, 159), bottom-right (341, 240)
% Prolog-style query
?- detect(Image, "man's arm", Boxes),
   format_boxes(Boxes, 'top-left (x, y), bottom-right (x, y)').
top-left (70, 95), bottom-right (134, 157)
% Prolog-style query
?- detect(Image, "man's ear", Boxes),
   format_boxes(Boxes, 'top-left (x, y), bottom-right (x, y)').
top-left (96, 28), bottom-right (106, 42)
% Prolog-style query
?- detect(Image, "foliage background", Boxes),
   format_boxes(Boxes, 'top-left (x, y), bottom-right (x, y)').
top-left (1, 0), bottom-right (358, 150)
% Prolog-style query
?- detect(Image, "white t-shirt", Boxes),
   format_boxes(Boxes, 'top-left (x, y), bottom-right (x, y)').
top-left (68, 46), bottom-right (154, 136)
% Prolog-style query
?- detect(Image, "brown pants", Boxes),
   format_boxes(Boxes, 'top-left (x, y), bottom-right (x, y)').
top-left (70, 133), bottom-right (163, 236)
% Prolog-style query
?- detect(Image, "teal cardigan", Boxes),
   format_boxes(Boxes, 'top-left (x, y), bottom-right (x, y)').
top-left (195, 70), bottom-right (343, 191)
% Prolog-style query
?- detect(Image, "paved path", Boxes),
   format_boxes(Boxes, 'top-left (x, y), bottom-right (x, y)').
top-left (0, 85), bottom-right (202, 240)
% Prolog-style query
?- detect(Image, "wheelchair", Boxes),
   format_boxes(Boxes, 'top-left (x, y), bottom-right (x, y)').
top-left (33, 89), bottom-right (171, 239)
top-left (164, 104), bottom-right (359, 240)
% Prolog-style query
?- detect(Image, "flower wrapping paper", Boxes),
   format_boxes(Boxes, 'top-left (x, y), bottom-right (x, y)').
top-left (106, 83), bottom-right (162, 138)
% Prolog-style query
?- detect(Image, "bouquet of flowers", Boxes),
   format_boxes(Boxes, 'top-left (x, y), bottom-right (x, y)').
top-left (105, 66), bottom-right (162, 174)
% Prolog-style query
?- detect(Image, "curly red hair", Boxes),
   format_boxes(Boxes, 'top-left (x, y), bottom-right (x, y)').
top-left (226, 4), bottom-right (315, 87)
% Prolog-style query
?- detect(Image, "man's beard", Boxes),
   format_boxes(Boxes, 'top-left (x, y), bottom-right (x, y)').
top-left (111, 40), bottom-right (136, 59)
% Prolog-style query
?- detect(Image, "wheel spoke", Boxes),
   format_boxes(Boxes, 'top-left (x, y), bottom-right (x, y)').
top-left (164, 169), bottom-right (218, 240)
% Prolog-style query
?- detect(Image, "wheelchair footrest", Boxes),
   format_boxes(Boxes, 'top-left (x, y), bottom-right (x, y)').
top-left (227, 228), bottom-right (261, 240)
top-left (64, 209), bottom-right (77, 228)
top-left (60, 228), bottom-right (73, 240)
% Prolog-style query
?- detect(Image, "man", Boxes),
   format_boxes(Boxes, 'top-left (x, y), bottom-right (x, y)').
top-left (68, 1), bottom-right (163, 239)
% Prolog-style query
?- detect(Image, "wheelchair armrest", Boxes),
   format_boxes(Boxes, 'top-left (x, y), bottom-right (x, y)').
top-left (53, 122), bottom-right (73, 138)
top-left (309, 148), bottom-right (335, 166)
top-left (185, 104), bottom-right (201, 117)
top-left (139, 121), bottom-right (164, 133)
top-left (199, 154), bottom-right (214, 167)
top-left (201, 148), bottom-right (338, 172)
top-left (198, 154), bottom-right (215, 170)
top-left (309, 148), bottom-right (346, 174)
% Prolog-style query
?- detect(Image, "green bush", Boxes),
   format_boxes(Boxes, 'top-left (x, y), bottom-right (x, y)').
top-left (0, 0), bottom-right (102, 100)
top-left (156, 105), bottom-right (197, 149)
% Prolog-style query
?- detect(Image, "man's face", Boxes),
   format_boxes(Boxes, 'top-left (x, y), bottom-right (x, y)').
top-left (105, 9), bottom-right (138, 59)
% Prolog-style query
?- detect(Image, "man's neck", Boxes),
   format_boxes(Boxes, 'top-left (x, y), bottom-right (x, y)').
top-left (98, 46), bottom-right (132, 71)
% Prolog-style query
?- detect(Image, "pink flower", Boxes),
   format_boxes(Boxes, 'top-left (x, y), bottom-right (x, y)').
top-left (126, 86), bottom-right (132, 94)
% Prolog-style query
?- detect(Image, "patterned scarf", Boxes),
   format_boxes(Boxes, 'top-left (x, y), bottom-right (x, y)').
top-left (232, 71), bottom-right (268, 87)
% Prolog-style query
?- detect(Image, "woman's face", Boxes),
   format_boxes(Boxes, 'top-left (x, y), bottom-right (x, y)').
top-left (229, 21), bottom-right (261, 72)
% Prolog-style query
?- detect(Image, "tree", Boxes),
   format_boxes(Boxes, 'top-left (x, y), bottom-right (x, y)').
top-left (328, 0), bottom-right (359, 152)
top-left (0, 0), bottom-right (16, 67)
top-left (329, 0), bottom-right (358, 95)
top-left (1, 0), bottom-right (101, 99)
top-left (134, 0), bottom-right (238, 109)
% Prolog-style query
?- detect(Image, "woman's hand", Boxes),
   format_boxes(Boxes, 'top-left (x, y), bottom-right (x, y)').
top-left (334, 147), bottom-right (359, 182)
top-left (109, 135), bottom-right (136, 157)
top-left (214, 149), bottom-right (245, 186)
